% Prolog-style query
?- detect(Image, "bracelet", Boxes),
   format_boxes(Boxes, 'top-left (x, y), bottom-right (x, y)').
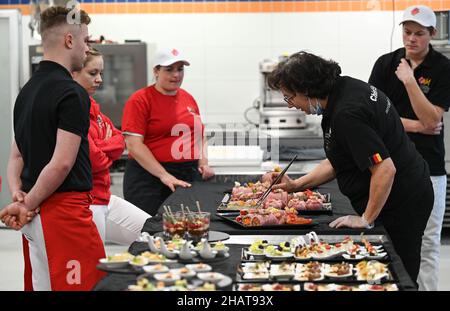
top-left (361, 214), bottom-right (374, 229)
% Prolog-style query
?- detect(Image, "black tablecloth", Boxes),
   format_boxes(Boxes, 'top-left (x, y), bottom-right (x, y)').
top-left (140, 176), bottom-right (385, 235)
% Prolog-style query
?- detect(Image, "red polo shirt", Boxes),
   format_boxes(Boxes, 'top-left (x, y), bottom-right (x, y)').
top-left (122, 85), bottom-right (204, 163)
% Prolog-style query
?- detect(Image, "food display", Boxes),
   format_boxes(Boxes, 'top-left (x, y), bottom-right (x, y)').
top-left (233, 232), bottom-right (401, 291)
top-left (218, 181), bottom-right (332, 214)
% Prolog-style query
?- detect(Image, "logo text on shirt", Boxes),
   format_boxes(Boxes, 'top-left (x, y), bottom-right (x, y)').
top-left (369, 86), bottom-right (378, 102)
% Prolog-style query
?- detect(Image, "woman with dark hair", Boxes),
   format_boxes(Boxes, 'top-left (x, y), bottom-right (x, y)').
top-left (265, 51), bottom-right (433, 284)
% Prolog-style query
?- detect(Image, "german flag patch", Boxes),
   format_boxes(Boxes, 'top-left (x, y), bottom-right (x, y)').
top-left (370, 153), bottom-right (383, 165)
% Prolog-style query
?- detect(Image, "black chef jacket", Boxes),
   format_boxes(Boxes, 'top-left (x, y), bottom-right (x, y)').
top-left (322, 76), bottom-right (430, 215)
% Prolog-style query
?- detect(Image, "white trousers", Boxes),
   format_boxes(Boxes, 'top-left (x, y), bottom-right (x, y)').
top-left (21, 215), bottom-right (51, 291)
top-left (90, 195), bottom-right (151, 245)
top-left (417, 175), bottom-right (447, 291)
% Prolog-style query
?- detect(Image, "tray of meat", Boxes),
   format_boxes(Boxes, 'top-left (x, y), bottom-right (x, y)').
top-left (217, 181), bottom-right (332, 215)
top-left (217, 209), bottom-right (318, 229)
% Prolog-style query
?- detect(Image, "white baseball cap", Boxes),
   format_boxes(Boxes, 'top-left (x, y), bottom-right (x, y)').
top-left (400, 5), bottom-right (436, 28)
top-left (154, 48), bottom-right (190, 67)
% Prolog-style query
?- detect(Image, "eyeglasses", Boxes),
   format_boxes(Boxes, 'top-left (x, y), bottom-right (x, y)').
top-left (283, 94), bottom-right (296, 105)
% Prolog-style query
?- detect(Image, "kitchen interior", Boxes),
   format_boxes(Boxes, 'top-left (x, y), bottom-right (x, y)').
top-left (1, 0), bottom-right (450, 292)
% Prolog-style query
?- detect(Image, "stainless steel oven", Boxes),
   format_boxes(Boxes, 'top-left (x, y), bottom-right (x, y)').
top-left (29, 42), bottom-right (148, 129)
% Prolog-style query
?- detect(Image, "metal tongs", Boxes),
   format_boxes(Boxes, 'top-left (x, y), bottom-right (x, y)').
top-left (255, 155), bottom-right (298, 208)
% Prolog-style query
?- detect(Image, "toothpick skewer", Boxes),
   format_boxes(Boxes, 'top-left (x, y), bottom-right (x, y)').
top-left (163, 205), bottom-right (168, 214)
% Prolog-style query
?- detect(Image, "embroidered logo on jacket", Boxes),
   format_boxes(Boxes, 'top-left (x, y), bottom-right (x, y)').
top-left (418, 76), bottom-right (431, 94)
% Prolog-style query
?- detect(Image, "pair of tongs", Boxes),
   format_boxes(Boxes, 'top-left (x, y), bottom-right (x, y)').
top-left (255, 155), bottom-right (298, 208)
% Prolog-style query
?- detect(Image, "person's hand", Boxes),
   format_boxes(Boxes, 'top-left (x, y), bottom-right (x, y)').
top-left (261, 172), bottom-right (291, 185)
top-left (395, 58), bottom-right (415, 85)
top-left (11, 190), bottom-right (27, 203)
top-left (160, 173), bottom-right (191, 192)
top-left (329, 215), bottom-right (368, 229)
top-left (198, 164), bottom-right (215, 180)
top-left (0, 202), bottom-right (35, 230)
top-left (418, 121), bottom-right (443, 135)
top-left (105, 123), bottom-right (112, 140)
top-left (271, 176), bottom-right (300, 192)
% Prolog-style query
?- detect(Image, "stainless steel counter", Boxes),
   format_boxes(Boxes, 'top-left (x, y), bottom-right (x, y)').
top-left (212, 160), bottom-right (321, 175)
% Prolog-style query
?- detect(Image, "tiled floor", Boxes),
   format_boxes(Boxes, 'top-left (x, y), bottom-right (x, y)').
top-left (1, 227), bottom-right (449, 291)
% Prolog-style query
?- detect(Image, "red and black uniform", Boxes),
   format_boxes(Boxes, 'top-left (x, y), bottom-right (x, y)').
top-left (122, 85), bottom-right (204, 215)
top-left (89, 97), bottom-right (125, 205)
top-left (14, 61), bottom-right (105, 290)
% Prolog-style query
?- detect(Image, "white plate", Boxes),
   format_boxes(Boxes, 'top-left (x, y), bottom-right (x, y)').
top-left (170, 267), bottom-right (196, 278)
top-left (185, 263), bottom-right (212, 272)
top-left (311, 252), bottom-right (339, 260)
top-left (342, 253), bottom-right (365, 260)
top-left (237, 284), bottom-right (263, 291)
top-left (98, 258), bottom-right (129, 269)
top-left (242, 272), bottom-right (270, 280)
top-left (153, 272), bottom-right (181, 284)
top-left (359, 284), bottom-right (398, 291)
top-left (365, 252), bottom-right (388, 260)
top-left (303, 282), bottom-right (334, 291)
top-left (324, 263), bottom-right (353, 278)
top-left (197, 272), bottom-right (226, 283)
top-left (245, 250), bottom-right (266, 259)
top-left (142, 264), bottom-right (169, 274)
top-left (241, 263), bottom-right (269, 273)
top-left (264, 252), bottom-right (294, 261)
top-left (293, 272), bottom-right (324, 282)
top-left (356, 272), bottom-right (388, 282)
top-left (261, 284), bottom-right (300, 291)
top-left (270, 264), bottom-right (296, 279)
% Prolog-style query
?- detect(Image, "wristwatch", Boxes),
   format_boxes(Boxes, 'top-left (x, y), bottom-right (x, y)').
top-left (361, 214), bottom-right (374, 229)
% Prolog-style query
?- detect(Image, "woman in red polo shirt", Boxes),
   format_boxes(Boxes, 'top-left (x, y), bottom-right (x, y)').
top-left (122, 48), bottom-right (214, 216)
top-left (73, 48), bottom-right (151, 244)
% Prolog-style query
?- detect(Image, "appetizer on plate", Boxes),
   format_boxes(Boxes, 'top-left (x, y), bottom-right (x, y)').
top-left (197, 272), bottom-right (226, 283)
top-left (142, 264), bottom-right (169, 274)
top-left (185, 263), bottom-right (212, 272)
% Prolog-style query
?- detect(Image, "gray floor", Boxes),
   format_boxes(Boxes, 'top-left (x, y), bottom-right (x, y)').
top-left (1, 227), bottom-right (449, 291)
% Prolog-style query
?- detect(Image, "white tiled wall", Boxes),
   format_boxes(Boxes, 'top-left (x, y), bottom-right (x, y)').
top-left (21, 11), bottom-right (404, 123)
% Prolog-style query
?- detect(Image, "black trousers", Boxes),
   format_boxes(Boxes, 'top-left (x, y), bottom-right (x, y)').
top-left (378, 179), bottom-right (434, 285)
top-left (123, 159), bottom-right (202, 216)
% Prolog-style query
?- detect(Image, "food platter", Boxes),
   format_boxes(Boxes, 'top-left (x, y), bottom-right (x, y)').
top-left (217, 181), bottom-right (333, 215)
top-left (217, 213), bottom-right (318, 229)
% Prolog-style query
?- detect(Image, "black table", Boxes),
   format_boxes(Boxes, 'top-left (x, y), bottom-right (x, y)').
top-left (93, 175), bottom-right (416, 291)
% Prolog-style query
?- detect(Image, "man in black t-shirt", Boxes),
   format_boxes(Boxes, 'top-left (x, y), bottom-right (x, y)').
top-left (265, 51), bottom-right (433, 284)
top-left (369, 5), bottom-right (450, 291)
top-left (0, 7), bottom-right (105, 290)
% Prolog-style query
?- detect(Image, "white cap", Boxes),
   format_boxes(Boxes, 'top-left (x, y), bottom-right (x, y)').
top-left (400, 5), bottom-right (436, 28)
top-left (154, 48), bottom-right (190, 67)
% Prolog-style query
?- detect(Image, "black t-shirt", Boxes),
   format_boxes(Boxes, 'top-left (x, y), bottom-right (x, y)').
top-left (322, 76), bottom-right (430, 214)
top-left (14, 61), bottom-right (92, 192)
top-left (369, 45), bottom-right (450, 175)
